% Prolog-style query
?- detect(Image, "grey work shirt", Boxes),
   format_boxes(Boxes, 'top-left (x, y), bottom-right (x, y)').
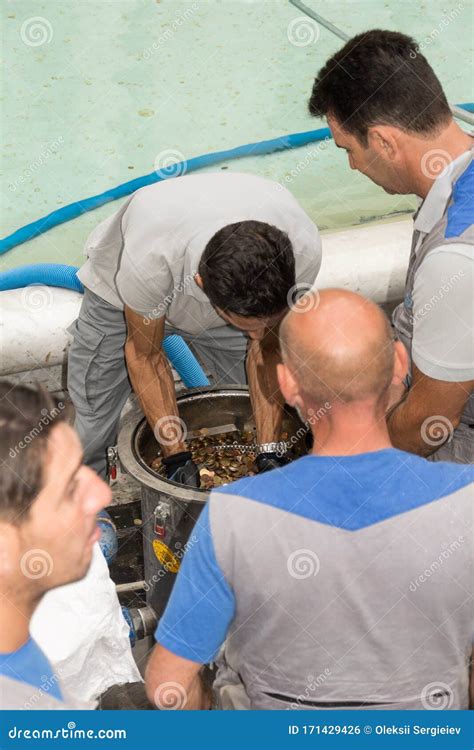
top-left (77, 172), bottom-right (322, 334)
top-left (156, 449), bottom-right (473, 709)
top-left (0, 674), bottom-right (95, 710)
top-left (392, 147), bottom-right (474, 427)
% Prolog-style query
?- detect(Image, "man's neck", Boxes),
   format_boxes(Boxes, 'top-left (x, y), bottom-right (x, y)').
top-left (0, 591), bottom-right (35, 653)
top-left (308, 402), bottom-right (392, 457)
top-left (410, 122), bottom-right (473, 199)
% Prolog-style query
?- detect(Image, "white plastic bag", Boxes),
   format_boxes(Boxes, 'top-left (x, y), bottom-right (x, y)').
top-left (31, 543), bottom-right (142, 701)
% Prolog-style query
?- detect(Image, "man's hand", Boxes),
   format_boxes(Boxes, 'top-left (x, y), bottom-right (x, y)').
top-left (162, 451), bottom-right (200, 488)
top-left (255, 441), bottom-right (291, 473)
top-left (387, 363), bottom-right (473, 456)
top-left (255, 451), bottom-right (289, 473)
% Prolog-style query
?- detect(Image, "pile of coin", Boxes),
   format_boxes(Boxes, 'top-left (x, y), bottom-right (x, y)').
top-left (149, 429), bottom-right (258, 488)
top-left (149, 427), bottom-right (306, 489)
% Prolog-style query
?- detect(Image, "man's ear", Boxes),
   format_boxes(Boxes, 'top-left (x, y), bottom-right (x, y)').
top-left (194, 273), bottom-right (204, 290)
top-left (392, 340), bottom-right (409, 385)
top-left (367, 125), bottom-right (399, 161)
top-left (277, 362), bottom-right (299, 407)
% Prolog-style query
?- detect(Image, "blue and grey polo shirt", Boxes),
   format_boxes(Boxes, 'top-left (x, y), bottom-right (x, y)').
top-left (156, 449), bottom-right (473, 709)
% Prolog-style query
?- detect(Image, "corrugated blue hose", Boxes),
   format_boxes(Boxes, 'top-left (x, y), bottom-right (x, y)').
top-left (0, 263), bottom-right (84, 293)
top-left (0, 263), bottom-right (209, 387)
top-left (161, 335), bottom-right (209, 387)
top-left (0, 106), bottom-right (472, 254)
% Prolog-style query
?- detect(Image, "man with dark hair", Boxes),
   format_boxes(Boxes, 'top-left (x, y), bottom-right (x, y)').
top-left (69, 172), bottom-right (321, 483)
top-left (0, 382), bottom-right (110, 708)
top-left (309, 29), bottom-right (473, 462)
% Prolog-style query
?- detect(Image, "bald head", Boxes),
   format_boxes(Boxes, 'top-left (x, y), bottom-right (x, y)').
top-left (279, 289), bottom-right (395, 405)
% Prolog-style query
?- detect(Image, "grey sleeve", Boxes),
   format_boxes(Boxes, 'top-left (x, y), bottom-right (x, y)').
top-left (293, 222), bottom-right (322, 288)
top-left (412, 245), bottom-right (473, 381)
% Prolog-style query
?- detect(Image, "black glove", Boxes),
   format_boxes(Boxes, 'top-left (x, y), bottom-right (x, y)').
top-left (162, 451), bottom-right (200, 488)
top-left (255, 451), bottom-right (290, 474)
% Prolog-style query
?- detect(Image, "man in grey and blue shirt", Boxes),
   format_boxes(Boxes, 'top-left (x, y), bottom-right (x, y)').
top-left (0, 383), bottom-right (110, 709)
top-left (308, 29), bottom-right (473, 463)
top-left (145, 290), bottom-right (473, 710)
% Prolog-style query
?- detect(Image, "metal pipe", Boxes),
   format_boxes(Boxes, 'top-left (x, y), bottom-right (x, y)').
top-left (289, 0), bottom-right (348, 41)
top-left (116, 580), bottom-right (146, 593)
top-left (288, 0), bottom-right (473, 124)
top-left (122, 606), bottom-right (158, 645)
top-left (450, 104), bottom-right (474, 127)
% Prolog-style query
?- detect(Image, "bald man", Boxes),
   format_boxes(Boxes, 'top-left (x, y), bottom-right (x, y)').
top-left (145, 289), bottom-right (473, 710)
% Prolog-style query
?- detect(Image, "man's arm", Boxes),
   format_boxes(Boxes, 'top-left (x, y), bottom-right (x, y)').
top-left (124, 307), bottom-right (185, 457)
top-left (145, 644), bottom-right (210, 710)
top-left (387, 363), bottom-right (473, 456)
top-left (145, 502), bottom-right (235, 709)
top-left (246, 327), bottom-right (285, 444)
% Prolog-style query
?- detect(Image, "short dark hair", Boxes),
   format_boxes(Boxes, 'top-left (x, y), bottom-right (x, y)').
top-left (309, 29), bottom-right (451, 144)
top-left (198, 220), bottom-right (296, 317)
top-left (0, 381), bottom-right (70, 524)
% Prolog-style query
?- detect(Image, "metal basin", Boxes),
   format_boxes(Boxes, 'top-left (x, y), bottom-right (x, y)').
top-left (118, 384), bottom-right (305, 502)
top-left (117, 385), bottom-right (306, 616)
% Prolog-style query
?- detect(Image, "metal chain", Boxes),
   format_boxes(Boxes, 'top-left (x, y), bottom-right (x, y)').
top-left (206, 442), bottom-right (258, 453)
top-left (205, 442), bottom-right (290, 454)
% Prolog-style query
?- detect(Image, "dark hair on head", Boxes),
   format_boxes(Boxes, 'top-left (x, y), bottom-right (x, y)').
top-left (0, 381), bottom-right (70, 524)
top-left (309, 29), bottom-right (451, 145)
top-left (198, 220), bottom-right (296, 317)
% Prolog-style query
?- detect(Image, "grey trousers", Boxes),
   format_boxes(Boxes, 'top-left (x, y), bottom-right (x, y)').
top-left (67, 289), bottom-right (248, 478)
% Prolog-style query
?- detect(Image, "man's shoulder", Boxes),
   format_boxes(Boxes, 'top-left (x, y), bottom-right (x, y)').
top-left (446, 157), bottom-right (474, 239)
top-left (0, 674), bottom-right (67, 710)
top-left (400, 450), bottom-right (473, 489)
top-left (0, 674), bottom-right (96, 710)
top-left (212, 451), bottom-right (473, 529)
